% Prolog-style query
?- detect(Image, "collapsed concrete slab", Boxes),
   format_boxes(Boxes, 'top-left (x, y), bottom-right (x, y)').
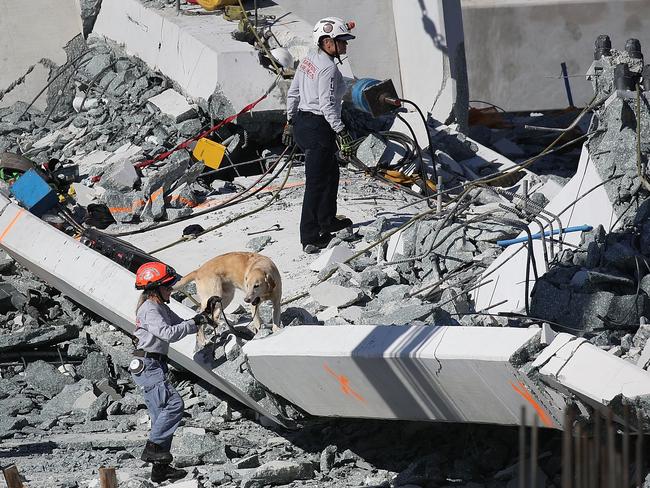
top-left (0, 194), bottom-right (288, 428)
top-left (244, 324), bottom-right (565, 428)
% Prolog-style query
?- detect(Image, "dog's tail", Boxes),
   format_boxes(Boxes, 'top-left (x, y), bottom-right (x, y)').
top-left (173, 270), bottom-right (197, 290)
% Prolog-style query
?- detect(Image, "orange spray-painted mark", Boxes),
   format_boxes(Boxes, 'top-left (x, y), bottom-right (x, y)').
top-left (511, 381), bottom-right (553, 427)
top-left (324, 363), bottom-right (366, 404)
top-left (0, 209), bottom-right (24, 242)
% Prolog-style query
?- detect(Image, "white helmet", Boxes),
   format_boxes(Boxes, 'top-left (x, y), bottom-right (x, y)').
top-left (312, 17), bottom-right (356, 46)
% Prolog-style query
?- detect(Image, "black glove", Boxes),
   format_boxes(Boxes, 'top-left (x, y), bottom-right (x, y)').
top-left (282, 121), bottom-right (294, 147)
top-left (336, 129), bottom-right (354, 159)
top-left (193, 313), bottom-right (210, 326)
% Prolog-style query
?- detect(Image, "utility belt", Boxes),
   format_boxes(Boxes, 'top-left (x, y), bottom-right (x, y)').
top-left (297, 110), bottom-right (324, 118)
top-left (129, 350), bottom-right (167, 374)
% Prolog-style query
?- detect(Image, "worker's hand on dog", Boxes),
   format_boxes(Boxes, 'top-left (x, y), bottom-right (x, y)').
top-left (282, 121), bottom-right (294, 147)
top-left (192, 313), bottom-right (210, 326)
top-left (336, 129), bottom-right (354, 158)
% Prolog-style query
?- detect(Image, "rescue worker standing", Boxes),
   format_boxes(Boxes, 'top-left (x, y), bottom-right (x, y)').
top-left (283, 17), bottom-right (356, 254)
top-left (130, 262), bottom-right (209, 483)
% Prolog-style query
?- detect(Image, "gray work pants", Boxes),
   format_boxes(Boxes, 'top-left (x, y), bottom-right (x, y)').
top-left (131, 357), bottom-right (184, 451)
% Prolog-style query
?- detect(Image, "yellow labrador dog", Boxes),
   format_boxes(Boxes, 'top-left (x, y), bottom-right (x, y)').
top-left (174, 252), bottom-right (282, 333)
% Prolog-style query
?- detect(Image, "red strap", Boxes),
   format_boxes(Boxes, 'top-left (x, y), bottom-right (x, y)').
top-left (134, 92), bottom-right (269, 170)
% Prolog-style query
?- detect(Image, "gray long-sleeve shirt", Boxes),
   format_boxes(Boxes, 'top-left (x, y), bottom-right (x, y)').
top-left (286, 48), bottom-right (346, 133)
top-left (134, 300), bottom-right (198, 355)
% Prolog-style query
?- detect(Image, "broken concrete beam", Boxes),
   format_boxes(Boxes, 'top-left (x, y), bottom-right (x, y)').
top-left (244, 325), bottom-right (562, 427)
top-left (168, 183), bottom-right (198, 209)
top-left (533, 333), bottom-right (650, 407)
top-left (0, 195), bottom-right (287, 427)
top-left (0, 323), bottom-right (77, 352)
top-left (140, 186), bottom-right (167, 222)
top-left (148, 88), bottom-right (197, 123)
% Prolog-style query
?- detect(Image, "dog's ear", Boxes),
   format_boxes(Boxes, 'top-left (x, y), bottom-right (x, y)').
top-left (266, 275), bottom-right (276, 291)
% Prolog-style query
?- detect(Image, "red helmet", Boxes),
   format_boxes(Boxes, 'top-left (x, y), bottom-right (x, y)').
top-left (135, 262), bottom-right (179, 290)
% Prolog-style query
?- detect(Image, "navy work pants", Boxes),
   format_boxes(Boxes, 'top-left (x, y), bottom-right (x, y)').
top-left (131, 358), bottom-right (184, 450)
top-left (293, 111), bottom-right (340, 245)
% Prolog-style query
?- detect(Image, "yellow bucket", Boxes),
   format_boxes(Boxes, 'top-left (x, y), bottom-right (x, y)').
top-left (196, 0), bottom-right (238, 12)
top-left (193, 138), bottom-right (226, 169)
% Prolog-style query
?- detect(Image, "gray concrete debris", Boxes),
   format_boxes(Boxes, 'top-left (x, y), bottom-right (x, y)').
top-left (309, 282), bottom-right (364, 308)
top-left (253, 460), bottom-right (314, 485)
top-left (77, 351), bottom-right (111, 381)
top-left (42, 379), bottom-right (94, 418)
top-left (86, 392), bottom-right (111, 421)
top-left (99, 159), bottom-right (140, 192)
top-left (246, 236), bottom-right (273, 252)
top-left (25, 360), bottom-right (74, 398)
top-left (0, 324), bottom-right (77, 352)
top-left (102, 190), bottom-right (144, 223)
top-left (147, 89), bottom-right (197, 123)
top-left (170, 429), bottom-right (228, 467)
top-left (356, 134), bottom-right (387, 167)
top-left (280, 307), bottom-right (318, 326)
top-left (142, 151), bottom-right (189, 197)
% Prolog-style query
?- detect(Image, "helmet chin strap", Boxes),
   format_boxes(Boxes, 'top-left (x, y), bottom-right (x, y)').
top-left (333, 38), bottom-right (343, 65)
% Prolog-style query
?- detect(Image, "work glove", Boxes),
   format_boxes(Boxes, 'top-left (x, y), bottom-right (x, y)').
top-left (336, 129), bottom-right (354, 159)
top-left (282, 121), bottom-right (294, 147)
top-left (193, 313), bottom-right (210, 326)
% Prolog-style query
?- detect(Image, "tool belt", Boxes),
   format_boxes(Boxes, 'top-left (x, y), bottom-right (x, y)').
top-left (133, 349), bottom-right (167, 362)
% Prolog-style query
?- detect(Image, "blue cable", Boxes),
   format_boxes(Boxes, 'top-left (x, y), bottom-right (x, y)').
top-left (496, 224), bottom-right (593, 247)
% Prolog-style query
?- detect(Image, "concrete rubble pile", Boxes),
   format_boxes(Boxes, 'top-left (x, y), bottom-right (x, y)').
top-left (0, 35), bottom-right (267, 232)
top-left (0, 256), bottom-right (566, 488)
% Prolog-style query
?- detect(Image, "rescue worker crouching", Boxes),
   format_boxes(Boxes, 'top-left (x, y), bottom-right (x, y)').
top-left (283, 17), bottom-right (357, 254)
top-left (130, 261), bottom-right (209, 483)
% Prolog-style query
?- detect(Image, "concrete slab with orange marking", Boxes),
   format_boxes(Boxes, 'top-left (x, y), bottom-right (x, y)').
top-left (532, 333), bottom-right (650, 408)
top-left (0, 194), bottom-right (288, 428)
top-left (243, 325), bottom-right (565, 428)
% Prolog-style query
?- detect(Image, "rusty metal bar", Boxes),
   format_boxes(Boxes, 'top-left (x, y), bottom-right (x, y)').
top-left (531, 415), bottom-right (538, 488)
top-left (2, 465), bottom-right (24, 488)
top-left (624, 405), bottom-right (630, 488)
top-left (575, 422), bottom-right (582, 488)
top-left (99, 467), bottom-right (117, 488)
top-left (608, 409), bottom-right (616, 488)
top-left (563, 407), bottom-right (573, 488)
top-left (520, 406), bottom-right (526, 488)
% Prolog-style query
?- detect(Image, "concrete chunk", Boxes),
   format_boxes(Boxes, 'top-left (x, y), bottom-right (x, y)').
top-left (148, 89), bottom-right (197, 123)
top-left (99, 159), bottom-right (140, 191)
top-left (42, 379), bottom-right (94, 417)
top-left (71, 183), bottom-right (99, 207)
top-left (25, 360), bottom-right (74, 398)
top-left (253, 460), bottom-right (314, 485)
top-left (356, 134), bottom-right (387, 167)
top-left (309, 283), bottom-right (363, 308)
top-left (102, 190), bottom-right (144, 223)
top-left (309, 245), bottom-right (356, 273)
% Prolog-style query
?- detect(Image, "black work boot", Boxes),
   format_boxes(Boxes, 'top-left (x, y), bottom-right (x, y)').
top-left (151, 463), bottom-right (187, 483)
top-left (303, 233), bottom-right (333, 254)
top-left (322, 216), bottom-right (353, 234)
top-left (141, 440), bottom-right (173, 464)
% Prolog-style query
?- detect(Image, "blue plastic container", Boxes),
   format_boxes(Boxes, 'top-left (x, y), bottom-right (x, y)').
top-left (10, 169), bottom-right (58, 216)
